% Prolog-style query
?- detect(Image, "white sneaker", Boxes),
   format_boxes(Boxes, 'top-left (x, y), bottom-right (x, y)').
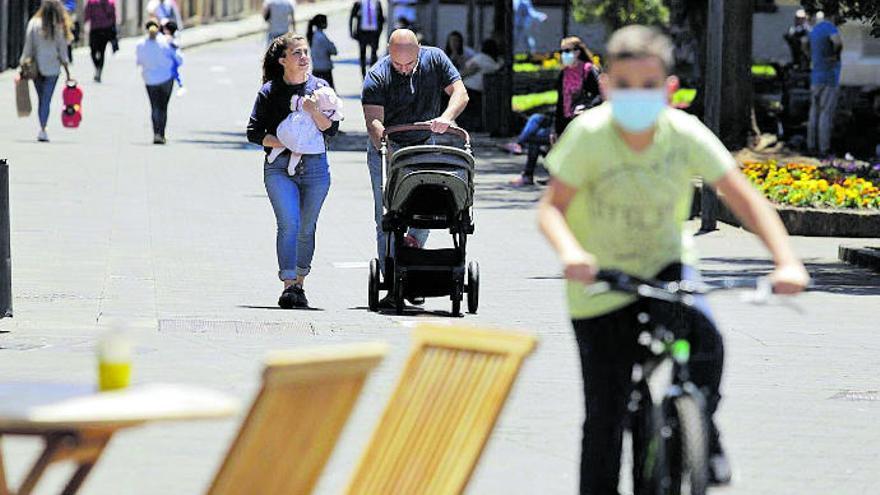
top-left (37, 130), bottom-right (48, 142)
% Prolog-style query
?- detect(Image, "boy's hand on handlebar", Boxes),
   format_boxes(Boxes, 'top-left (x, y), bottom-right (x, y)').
top-left (769, 262), bottom-right (810, 295)
top-left (562, 250), bottom-right (598, 284)
top-left (429, 117), bottom-right (454, 134)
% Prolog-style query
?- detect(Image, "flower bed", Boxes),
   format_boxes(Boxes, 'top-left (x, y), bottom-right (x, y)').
top-left (742, 160), bottom-right (880, 209)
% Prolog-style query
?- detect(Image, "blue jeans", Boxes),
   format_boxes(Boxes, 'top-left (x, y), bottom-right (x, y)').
top-left (33, 74), bottom-right (59, 128)
top-left (146, 79), bottom-right (174, 137)
top-left (264, 152), bottom-right (331, 281)
top-left (516, 113), bottom-right (548, 144)
top-left (367, 142), bottom-right (429, 268)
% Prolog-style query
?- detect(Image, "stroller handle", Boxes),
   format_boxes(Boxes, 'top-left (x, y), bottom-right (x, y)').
top-left (383, 123), bottom-right (471, 145)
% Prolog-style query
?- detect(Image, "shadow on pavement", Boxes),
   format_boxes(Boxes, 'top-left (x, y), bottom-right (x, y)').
top-left (701, 257), bottom-right (880, 296)
top-left (349, 306), bottom-right (462, 318)
top-left (174, 130), bottom-right (257, 150)
top-left (238, 305), bottom-right (325, 311)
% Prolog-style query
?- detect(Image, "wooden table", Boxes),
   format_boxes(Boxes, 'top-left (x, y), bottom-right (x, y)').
top-left (0, 382), bottom-right (240, 495)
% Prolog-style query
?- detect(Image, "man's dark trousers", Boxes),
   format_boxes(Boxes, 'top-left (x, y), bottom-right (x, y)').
top-left (358, 30), bottom-right (381, 78)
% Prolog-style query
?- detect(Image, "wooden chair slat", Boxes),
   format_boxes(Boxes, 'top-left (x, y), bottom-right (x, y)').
top-left (207, 343), bottom-right (386, 495)
top-left (346, 325), bottom-right (536, 495)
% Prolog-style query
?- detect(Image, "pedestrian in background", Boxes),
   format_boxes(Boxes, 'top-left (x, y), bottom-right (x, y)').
top-left (147, 0), bottom-right (183, 32)
top-left (443, 31), bottom-right (475, 70)
top-left (83, 0), bottom-right (117, 82)
top-left (162, 20), bottom-right (186, 94)
top-left (247, 33), bottom-right (340, 309)
top-left (807, 10), bottom-right (843, 158)
top-left (20, 0), bottom-right (73, 142)
top-left (307, 14), bottom-right (337, 88)
top-left (784, 8), bottom-right (811, 70)
top-left (508, 36), bottom-right (601, 187)
top-left (136, 20), bottom-right (182, 144)
top-left (63, 0), bottom-right (79, 62)
top-left (459, 38), bottom-right (501, 131)
top-left (263, 0), bottom-right (296, 45)
top-left (349, 0), bottom-right (384, 78)
top-left (513, 0), bottom-right (546, 55)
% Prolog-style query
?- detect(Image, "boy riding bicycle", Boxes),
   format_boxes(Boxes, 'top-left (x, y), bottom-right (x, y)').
top-left (537, 25), bottom-right (809, 494)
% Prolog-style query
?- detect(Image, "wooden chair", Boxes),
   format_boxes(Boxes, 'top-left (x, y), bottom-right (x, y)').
top-left (345, 324), bottom-right (537, 495)
top-left (207, 342), bottom-right (387, 495)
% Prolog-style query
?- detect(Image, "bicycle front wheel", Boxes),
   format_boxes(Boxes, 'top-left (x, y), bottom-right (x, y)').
top-left (667, 393), bottom-right (710, 495)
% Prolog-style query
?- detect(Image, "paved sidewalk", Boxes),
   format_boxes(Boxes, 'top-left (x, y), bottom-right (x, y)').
top-left (0, 9), bottom-right (878, 495)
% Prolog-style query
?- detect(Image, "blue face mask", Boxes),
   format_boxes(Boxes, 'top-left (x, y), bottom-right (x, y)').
top-left (561, 51), bottom-right (577, 66)
top-left (610, 89), bottom-right (667, 132)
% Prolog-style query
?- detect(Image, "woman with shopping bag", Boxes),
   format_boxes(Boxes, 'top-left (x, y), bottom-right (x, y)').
top-left (19, 0), bottom-right (73, 142)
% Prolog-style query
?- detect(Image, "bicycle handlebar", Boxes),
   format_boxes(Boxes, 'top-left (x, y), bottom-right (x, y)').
top-left (382, 123), bottom-right (471, 144)
top-left (592, 269), bottom-right (770, 305)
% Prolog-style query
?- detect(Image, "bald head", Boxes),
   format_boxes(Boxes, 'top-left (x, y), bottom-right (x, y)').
top-left (389, 29), bottom-right (420, 75)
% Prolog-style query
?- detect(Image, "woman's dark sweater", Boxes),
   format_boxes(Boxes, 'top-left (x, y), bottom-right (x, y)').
top-left (247, 77), bottom-right (339, 156)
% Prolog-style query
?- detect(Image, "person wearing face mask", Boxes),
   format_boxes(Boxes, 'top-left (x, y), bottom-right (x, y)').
top-left (506, 36), bottom-right (601, 186)
top-left (538, 25), bottom-right (810, 494)
top-left (361, 28), bottom-right (469, 309)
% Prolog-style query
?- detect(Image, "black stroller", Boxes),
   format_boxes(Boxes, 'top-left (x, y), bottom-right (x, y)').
top-left (367, 123), bottom-right (479, 316)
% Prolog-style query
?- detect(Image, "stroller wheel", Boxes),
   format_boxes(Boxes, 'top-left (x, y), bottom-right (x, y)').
top-left (368, 258), bottom-right (380, 312)
top-left (467, 261), bottom-right (480, 314)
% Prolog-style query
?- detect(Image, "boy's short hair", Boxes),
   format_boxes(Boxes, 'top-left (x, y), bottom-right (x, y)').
top-left (605, 25), bottom-right (674, 73)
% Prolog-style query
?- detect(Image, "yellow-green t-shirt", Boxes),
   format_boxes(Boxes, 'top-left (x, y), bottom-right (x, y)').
top-left (545, 103), bottom-right (736, 319)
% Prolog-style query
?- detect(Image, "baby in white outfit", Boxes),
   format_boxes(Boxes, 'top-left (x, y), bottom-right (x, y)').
top-left (268, 86), bottom-right (345, 175)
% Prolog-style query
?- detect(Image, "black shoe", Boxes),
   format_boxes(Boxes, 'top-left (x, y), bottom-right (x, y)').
top-left (406, 296), bottom-right (425, 305)
top-left (708, 452), bottom-right (733, 486)
top-left (278, 285), bottom-right (308, 309)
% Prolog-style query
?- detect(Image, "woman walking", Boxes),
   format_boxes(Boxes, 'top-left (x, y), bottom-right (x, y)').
top-left (506, 36), bottom-right (601, 186)
top-left (307, 14), bottom-right (337, 89)
top-left (247, 33), bottom-right (340, 308)
top-left (136, 20), bottom-right (182, 144)
top-left (84, 0), bottom-right (117, 82)
top-left (20, 0), bottom-right (72, 143)
top-left (443, 30), bottom-right (475, 70)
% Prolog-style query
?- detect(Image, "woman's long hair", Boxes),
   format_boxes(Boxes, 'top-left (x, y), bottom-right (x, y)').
top-left (562, 36), bottom-right (595, 63)
top-left (306, 15), bottom-right (327, 46)
top-left (445, 31), bottom-right (464, 57)
top-left (34, 0), bottom-right (71, 41)
top-left (262, 33), bottom-right (308, 84)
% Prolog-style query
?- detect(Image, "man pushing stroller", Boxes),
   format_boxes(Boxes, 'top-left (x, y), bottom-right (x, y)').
top-left (361, 28), bottom-right (470, 308)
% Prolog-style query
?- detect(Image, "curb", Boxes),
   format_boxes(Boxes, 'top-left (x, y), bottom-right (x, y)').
top-left (692, 184), bottom-right (880, 237)
top-left (839, 245), bottom-right (880, 272)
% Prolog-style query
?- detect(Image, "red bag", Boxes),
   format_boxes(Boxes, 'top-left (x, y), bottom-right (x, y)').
top-left (61, 80), bottom-right (83, 128)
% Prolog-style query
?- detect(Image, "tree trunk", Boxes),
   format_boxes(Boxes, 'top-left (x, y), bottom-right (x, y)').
top-left (718, 0), bottom-right (753, 149)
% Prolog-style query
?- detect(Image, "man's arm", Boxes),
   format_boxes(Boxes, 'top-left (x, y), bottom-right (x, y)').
top-left (713, 169), bottom-right (809, 293)
top-left (432, 80), bottom-right (469, 132)
top-left (363, 104), bottom-right (385, 149)
top-left (537, 179), bottom-right (597, 283)
top-left (830, 32), bottom-right (843, 58)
